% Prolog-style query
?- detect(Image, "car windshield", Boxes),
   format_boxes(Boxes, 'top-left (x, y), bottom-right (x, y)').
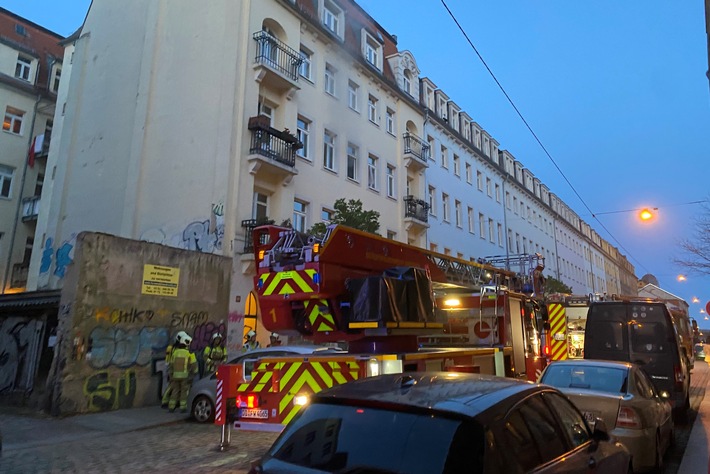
top-left (542, 365), bottom-right (628, 394)
top-left (266, 402), bottom-right (484, 473)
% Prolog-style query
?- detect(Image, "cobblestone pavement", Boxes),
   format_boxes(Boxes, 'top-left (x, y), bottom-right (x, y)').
top-left (1, 361), bottom-right (708, 473)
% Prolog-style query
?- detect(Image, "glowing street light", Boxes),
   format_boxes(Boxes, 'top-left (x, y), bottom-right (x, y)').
top-left (692, 297), bottom-right (700, 303)
top-left (677, 275), bottom-right (687, 282)
top-left (639, 208), bottom-right (655, 221)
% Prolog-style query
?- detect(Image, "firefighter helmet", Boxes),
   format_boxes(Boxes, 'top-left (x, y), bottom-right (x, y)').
top-left (270, 332), bottom-right (279, 339)
top-left (176, 331), bottom-right (192, 346)
top-left (211, 332), bottom-right (223, 342)
top-left (245, 330), bottom-right (256, 339)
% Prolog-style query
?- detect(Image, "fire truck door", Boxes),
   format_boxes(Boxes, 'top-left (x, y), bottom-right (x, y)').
top-left (508, 298), bottom-right (526, 376)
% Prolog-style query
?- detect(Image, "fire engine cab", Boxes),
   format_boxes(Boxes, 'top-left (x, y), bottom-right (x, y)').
top-left (215, 224), bottom-right (547, 438)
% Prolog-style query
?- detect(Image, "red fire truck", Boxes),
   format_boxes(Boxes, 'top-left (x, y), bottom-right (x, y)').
top-left (215, 224), bottom-right (546, 437)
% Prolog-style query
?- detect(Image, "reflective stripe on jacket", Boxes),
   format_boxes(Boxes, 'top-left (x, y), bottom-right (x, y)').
top-left (170, 348), bottom-right (196, 379)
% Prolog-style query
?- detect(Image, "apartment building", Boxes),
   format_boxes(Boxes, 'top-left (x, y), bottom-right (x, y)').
top-left (0, 8), bottom-right (63, 294)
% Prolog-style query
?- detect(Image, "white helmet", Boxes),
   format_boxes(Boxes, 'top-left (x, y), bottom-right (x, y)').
top-left (270, 332), bottom-right (279, 339)
top-left (246, 330), bottom-right (256, 339)
top-left (176, 331), bottom-right (192, 346)
top-left (211, 332), bottom-right (223, 341)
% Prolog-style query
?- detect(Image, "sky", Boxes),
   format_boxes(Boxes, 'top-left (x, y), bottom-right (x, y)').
top-left (6, 1), bottom-right (710, 323)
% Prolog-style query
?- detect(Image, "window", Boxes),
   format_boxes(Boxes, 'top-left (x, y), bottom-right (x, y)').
top-left (476, 171), bottom-right (483, 191)
top-left (402, 70), bottom-right (412, 95)
top-left (442, 193), bottom-right (450, 221)
top-left (387, 230), bottom-right (397, 240)
top-left (258, 100), bottom-right (274, 125)
top-left (455, 200), bottom-right (462, 228)
top-left (367, 154), bottom-right (378, 190)
top-left (385, 108), bottom-right (395, 135)
top-left (368, 95), bottom-right (378, 124)
top-left (543, 392), bottom-right (591, 449)
top-left (321, 208), bottom-right (334, 223)
top-left (465, 163), bottom-right (472, 184)
top-left (478, 213), bottom-right (485, 237)
top-left (453, 154), bottom-right (460, 176)
top-left (486, 178), bottom-right (492, 197)
top-left (253, 192), bottom-right (268, 220)
top-left (364, 33), bottom-right (381, 69)
top-left (506, 191), bottom-right (511, 209)
top-left (296, 116), bottom-right (310, 159)
top-left (348, 81), bottom-right (359, 110)
top-left (386, 165), bottom-right (395, 198)
top-left (347, 143), bottom-right (358, 181)
top-left (324, 64), bottom-right (336, 95)
top-left (467, 207), bottom-right (474, 233)
top-left (323, 0), bottom-right (341, 35)
top-left (440, 145), bottom-right (448, 168)
top-left (497, 223), bottom-right (503, 247)
top-left (52, 66), bottom-right (62, 93)
top-left (3, 107), bottom-right (24, 135)
top-left (428, 186), bottom-right (436, 215)
top-left (488, 218), bottom-right (495, 242)
top-left (0, 165), bottom-right (14, 198)
top-left (299, 47), bottom-right (312, 80)
top-left (323, 130), bottom-right (336, 171)
top-left (293, 200), bottom-right (307, 232)
top-left (427, 136), bottom-right (435, 161)
top-left (495, 183), bottom-right (501, 202)
top-left (15, 55), bottom-right (31, 81)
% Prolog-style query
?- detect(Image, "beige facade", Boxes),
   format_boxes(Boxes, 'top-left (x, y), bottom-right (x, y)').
top-left (0, 8), bottom-right (62, 294)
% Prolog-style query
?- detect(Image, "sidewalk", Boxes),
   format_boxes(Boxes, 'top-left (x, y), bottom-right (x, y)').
top-left (0, 405), bottom-right (186, 451)
top-left (678, 358), bottom-right (710, 474)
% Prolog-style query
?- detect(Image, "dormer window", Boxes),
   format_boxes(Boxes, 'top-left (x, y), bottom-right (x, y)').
top-left (402, 70), bottom-right (412, 96)
top-left (363, 32), bottom-right (382, 70)
top-left (51, 65), bottom-right (62, 93)
top-left (323, 0), bottom-right (342, 37)
top-left (15, 55), bottom-right (32, 82)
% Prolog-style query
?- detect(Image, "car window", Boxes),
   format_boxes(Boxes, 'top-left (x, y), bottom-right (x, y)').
top-left (267, 402), bottom-right (484, 473)
top-left (630, 321), bottom-right (670, 354)
top-left (541, 365), bottom-right (627, 394)
top-left (517, 395), bottom-right (568, 463)
top-left (542, 392), bottom-right (591, 448)
top-left (501, 408), bottom-right (541, 473)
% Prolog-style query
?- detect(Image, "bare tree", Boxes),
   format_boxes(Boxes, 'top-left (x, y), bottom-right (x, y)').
top-left (675, 200), bottom-right (710, 275)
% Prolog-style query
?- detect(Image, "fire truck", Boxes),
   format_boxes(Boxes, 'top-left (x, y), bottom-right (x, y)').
top-left (544, 293), bottom-right (596, 361)
top-left (215, 224), bottom-right (547, 437)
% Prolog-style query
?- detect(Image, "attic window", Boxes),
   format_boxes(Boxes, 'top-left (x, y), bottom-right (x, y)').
top-left (322, 0), bottom-right (342, 37)
top-left (15, 24), bottom-right (27, 36)
top-left (363, 33), bottom-right (382, 70)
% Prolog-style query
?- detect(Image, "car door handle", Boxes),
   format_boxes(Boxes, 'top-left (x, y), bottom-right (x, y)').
top-left (588, 457), bottom-right (597, 469)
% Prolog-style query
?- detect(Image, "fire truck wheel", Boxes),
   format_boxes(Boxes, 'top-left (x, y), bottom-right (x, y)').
top-left (192, 395), bottom-right (214, 423)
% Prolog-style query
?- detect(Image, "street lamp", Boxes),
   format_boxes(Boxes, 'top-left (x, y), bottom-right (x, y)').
top-left (677, 275), bottom-right (687, 282)
top-left (639, 208), bottom-right (655, 221)
top-left (692, 297), bottom-right (700, 303)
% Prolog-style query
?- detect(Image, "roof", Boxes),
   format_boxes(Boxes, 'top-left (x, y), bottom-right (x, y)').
top-left (638, 283), bottom-right (688, 306)
top-left (313, 372), bottom-right (540, 419)
top-left (0, 290), bottom-right (61, 310)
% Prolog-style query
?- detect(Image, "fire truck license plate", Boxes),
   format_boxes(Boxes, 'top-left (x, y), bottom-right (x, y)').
top-left (241, 408), bottom-right (268, 419)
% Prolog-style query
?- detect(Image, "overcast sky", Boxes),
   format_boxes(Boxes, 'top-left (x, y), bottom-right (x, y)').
top-left (7, 0), bottom-right (710, 323)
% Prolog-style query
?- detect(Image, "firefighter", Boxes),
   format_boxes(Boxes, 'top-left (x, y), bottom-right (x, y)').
top-left (267, 332), bottom-right (281, 347)
top-left (167, 331), bottom-right (197, 413)
top-left (243, 330), bottom-right (261, 352)
top-left (160, 332), bottom-right (182, 408)
top-left (203, 332), bottom-right (227, 373)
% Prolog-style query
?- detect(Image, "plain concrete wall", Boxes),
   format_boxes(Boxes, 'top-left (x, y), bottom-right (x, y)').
top-left (46, 231), bottom-right (231, 415)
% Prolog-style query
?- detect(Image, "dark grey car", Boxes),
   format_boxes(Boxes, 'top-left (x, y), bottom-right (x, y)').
top-left (249, 373), bottom-right (631, 473)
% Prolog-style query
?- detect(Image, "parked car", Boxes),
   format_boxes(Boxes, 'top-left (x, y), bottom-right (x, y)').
top-left (539, 359), bottom-right (673, 472)
top-left (584, 300), bottom-right (691, 421)
top-left (694, 343), bottom-right (706, 361)
top-left (248, 372), bottom-right (631, 473)
top-left (187, 345), bottom-right (345, 423)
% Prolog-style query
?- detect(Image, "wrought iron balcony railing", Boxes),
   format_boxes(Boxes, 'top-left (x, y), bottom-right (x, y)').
top-left (253, 31), bottom-right (303, 82)
top-left (241, 218), bottom-right (275, 253)
top-left (248, 116), bottom-right (302, 168)
top-left (403, 132), bottom-right (430, 163)
top-left (404, 195), bottom-right (430, 223)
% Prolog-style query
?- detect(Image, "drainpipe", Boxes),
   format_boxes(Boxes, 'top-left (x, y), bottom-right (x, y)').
top-left (2, 92), bottom-right (42, 294)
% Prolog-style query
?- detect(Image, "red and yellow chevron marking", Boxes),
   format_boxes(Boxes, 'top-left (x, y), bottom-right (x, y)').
top-left (237, 361), bottom-right (275, 393)
top-left (258, 269), bottom-right (317, 296)
top-left (548, 303), bottom-right (568, 361)
top-left (306, 299), bottom-right (337, 332)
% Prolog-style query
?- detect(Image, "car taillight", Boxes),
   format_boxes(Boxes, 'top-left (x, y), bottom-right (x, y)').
top-left (616, 406), bottom-right (642, 429)
top-left (236, 393), bottom-right (259, 409)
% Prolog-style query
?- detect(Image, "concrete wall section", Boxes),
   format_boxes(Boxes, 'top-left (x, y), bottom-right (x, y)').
top-left (46, 232), bottom-right (231, 415)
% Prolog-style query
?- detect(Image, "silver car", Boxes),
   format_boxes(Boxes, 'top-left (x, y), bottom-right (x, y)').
top-left (187, 345), bottom-right (345, 423)
top-left (539, 359), bottom-right (673, 473)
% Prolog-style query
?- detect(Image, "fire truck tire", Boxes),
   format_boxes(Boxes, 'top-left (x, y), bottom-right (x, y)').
top-left (192, 395), bottom-right (214, 423)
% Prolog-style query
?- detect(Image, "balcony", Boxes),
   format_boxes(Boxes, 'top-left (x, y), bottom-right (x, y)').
top-left (247, 116), bottom-right (301, 186)
top-left (10, 263), bottom-right (29, 289)
top-left (240, 218), bottom-right (275, 274)
top-left (403, 132), bottom-right (429, 172)
top-left (21, 195), bottom-right (40, 222)
top-left (403, 195), bottom-right (430, 234)
top-left (252, 31), bottom-right (302, 97)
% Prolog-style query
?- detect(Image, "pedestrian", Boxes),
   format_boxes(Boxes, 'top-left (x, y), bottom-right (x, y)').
top-left (243, 330), bottom-right (261, 352)
top-left (167, 331), bottom-right (197, 413)
top-left (203, 332), bottom-right (227, 373)
top-left (160, 333), bottom-right (181, 408)
top-left (267, 332), bottom-right (282, 347)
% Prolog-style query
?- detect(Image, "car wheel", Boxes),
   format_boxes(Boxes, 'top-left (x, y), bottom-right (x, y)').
top-left (192, 395), bottom-right (214, 423)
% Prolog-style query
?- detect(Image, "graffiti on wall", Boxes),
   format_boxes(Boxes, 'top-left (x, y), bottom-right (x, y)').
top-left (38, 234), bottom-right (77, 288)
top-left (93, 306), bottom-right (209, 328)
top-left (84, 370), bottom-right (136, 411)
top-left (0, 318), bottom-right (44, 393)
top-left (86, 326), bottom-right (170, 369)
top-left (191, 321), bottom-right (227, 352)
top-left (139, 201), bottom-right (226, 253)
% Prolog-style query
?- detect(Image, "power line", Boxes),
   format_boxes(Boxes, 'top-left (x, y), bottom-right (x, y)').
top-left (439, 0), bottom-right (650, 275)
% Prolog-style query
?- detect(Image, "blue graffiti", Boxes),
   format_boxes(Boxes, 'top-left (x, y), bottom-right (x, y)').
top-left (54, 241), bottom-right (74, 278)
top-left (40, 238), bottom-right (53, 273)
top-left (88, 326), bottom-right (170, 369)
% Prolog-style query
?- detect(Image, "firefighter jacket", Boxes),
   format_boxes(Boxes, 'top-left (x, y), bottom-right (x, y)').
top-left (203, 345), bottom-right (227, 369)
top-left (170, 347), bottom-right (197, 380)
top-left (242, 341), bottom-right (261, 352)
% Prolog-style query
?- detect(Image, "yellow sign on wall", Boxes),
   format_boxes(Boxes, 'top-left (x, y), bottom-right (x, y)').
top-left (142, 264), bottom-right (180, 297)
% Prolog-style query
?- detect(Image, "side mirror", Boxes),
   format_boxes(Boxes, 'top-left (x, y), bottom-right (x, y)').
top-left (591, 417), bottom-right (610, 442)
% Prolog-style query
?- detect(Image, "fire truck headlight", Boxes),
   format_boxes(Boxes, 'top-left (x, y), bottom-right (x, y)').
top-left (293, 394), bottom-right (309, 406)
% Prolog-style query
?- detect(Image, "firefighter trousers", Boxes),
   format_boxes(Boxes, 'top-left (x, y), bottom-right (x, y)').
top-left (167, 378), bottom-right (191, 411)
